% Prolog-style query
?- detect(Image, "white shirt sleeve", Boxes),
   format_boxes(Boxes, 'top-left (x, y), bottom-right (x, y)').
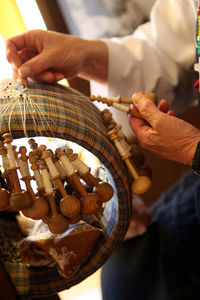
top-left (91, 0), bottom-right (197, 135)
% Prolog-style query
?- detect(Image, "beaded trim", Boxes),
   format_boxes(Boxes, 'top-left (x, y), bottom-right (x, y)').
top-left (194, 1), bottom-right (200, 107)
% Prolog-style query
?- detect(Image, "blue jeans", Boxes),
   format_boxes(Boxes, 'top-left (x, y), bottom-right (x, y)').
top-left (101, 171), bottom-right (200, 300)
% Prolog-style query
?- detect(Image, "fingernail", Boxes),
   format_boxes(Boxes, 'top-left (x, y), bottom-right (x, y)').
top-left (18, 66), bottom-right (32, 78)
top-left (132, 93), bottom-right (144, 103)
top-left (16, 76), bottom-right (28, 87)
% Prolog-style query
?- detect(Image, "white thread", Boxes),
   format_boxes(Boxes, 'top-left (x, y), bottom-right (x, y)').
top-left (0, 80), bottom-right (88, 139)
top-left (112, 102), bottom-right (129, 113)
top-left (71, 157), bottom-right (89, 175)
top-left (33, 169), bottom-right (44, 189)
top-left (54, 160), bottom-right (67, 179)
top-left (107, 96), bottom-right (121, 103)
top-left (45, 156), bottom-right (60, 178)
top-left (114, 139), bottom-right (128, 158)
top-left (5, 143), bottom-right (16, 169)
top-left (120, 138), bottom-right (131, 155)
top-left (2, 156), bottom-right (10, 170)
top-left (41, 168), bottom-right (53, 194)
top-left (59, 155), bottom-right (75, 177)
top-left (19, 161), bottom-right (30, 178)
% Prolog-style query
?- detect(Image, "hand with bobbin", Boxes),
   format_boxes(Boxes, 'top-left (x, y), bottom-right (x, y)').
top-left (129, 93), bottom-right (200, 166)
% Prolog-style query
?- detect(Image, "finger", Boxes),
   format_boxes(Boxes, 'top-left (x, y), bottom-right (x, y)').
top-left (168, 110), bottom-right (176, 117)
top-left (5, 36), bottom-right (27, 68)
top-left (129, 114), bottom-right (151, 139)
top-left (158, 99), bottom-right (169, 113)
top-left (18, 51), bottom-right (55, 79)
top-left (132, 93), bottom-right (159, 126)
top-left (17, 49), bottom-right (36, 63)
top-left (31, 72), bottom-right (64, 83)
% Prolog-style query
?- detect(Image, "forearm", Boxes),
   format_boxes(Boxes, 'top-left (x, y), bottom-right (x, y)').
top-left (79, 40), bottom-right (108, 84)
top-left (101, 0), bottom-right (196, 111)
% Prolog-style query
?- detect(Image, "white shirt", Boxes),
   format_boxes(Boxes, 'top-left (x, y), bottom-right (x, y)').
top-left (91, 0), bottom-right (197, 135)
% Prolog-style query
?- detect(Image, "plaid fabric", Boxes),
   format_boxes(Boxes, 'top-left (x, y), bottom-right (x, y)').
top-left (0, 79), bottom-right (132, 297)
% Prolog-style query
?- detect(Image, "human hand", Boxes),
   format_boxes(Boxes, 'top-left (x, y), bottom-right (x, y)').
top-left (5, 29), bottom-right (108, 84)
top-left (129, 93), bottom-right (200, 166)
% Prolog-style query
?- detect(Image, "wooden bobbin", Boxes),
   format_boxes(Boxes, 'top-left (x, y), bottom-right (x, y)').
top-left (65, 149), bottom-right (93, 192)
top-left (69, 152), bottom-right (114, 203)
top-left (122, 154), bottom-right (152, 195)
top-left (3, 133), bottom-right (32, 211)
top-left (17, 146), bottom-right (49, 220)
top-left (21, 176), bottom-right (49, 220)
top-left (39, 145), bottom-right (81, 220)
top-left (28, 138), bottom-right (42, 158)
top-left (100, 109), bottom-right (113, 125)
top-left (19, 146), bottom-right (30, 176)
top-left (29, 153), bottom-right (52, 224)
top-left (91, 93), bottom-right (158, 119)
top-left (29, 154), bottom-right (45, 194)
top-left (40, 162), bottom-right (69, 234)
top-left (56, 148), bottom-right (102, 216)
top-left (145, 92), bottom-right (158, 105)
top-left (107, 130), bottom-right (152, 195)
top-left (0, 141), bottom-right (13, 192)
top-left (52, 156), bottom-right (76, 195)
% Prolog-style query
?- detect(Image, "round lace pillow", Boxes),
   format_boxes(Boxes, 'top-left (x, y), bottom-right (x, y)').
top-left (0, 79), bottom-right (132, 298)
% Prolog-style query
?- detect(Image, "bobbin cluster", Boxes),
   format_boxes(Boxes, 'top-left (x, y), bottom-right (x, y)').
top-left (0, 133), bottom-right (114, 235)
top-left (100, 109), bottom-right (152, 195)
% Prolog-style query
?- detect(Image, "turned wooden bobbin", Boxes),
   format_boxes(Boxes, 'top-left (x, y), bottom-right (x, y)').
top-left (52, 156), bottom-right (75, 195)
top-left (122, 153), bottom-right (152, 195)
top-left (39, 145), bottom-right (81, 220)
top-left (91, 93), bottom-right (158, 119)
top-left (21, 176), bottom-right (49, 220)
top-left (29, 153), bottom-right (45, 195)
top-left (28, 138), bottom-right (42, 158)
top-left (69, 152), bottom-right (114, 203)
top-left (107, 130), bottom-right (152, 195)
top-left (0, 140), bottom-right (13, 192)
top-left (3, 133), bottom-right (32, 211)
top-left (40, 162), bottom-right (69, 234)
top-left (17, 146), bottom-right (49, 220)
top-left (56, 148), bottom-right (102, 216)
top-left (65, 149), bottom-right (93, 192)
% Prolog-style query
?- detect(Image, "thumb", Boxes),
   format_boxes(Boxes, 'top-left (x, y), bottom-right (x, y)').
top-left (18, 51), bottom-right (53, 79)
top-left (132, 92), bottom-right (159, 126)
